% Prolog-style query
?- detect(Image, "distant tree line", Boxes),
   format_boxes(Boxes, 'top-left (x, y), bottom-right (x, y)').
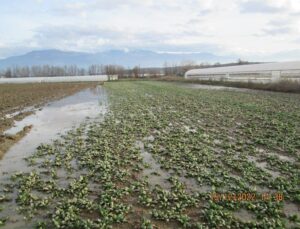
top-left (0, 65), bottom-right (87, 78)
top-left (0, 64), bottom-right (163, 78)
top-left (0, 59), bottom-right (253, 78)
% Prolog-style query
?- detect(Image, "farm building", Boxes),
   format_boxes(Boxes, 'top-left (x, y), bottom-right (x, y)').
top-left (185, 61), bottom-right (300, 83)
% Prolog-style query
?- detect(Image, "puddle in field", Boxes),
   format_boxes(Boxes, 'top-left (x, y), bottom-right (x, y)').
top-left (143, 135), bottom-right (155, 142)
top-left (283, 202), bottom-right (300, 218)
top-left (253, 185), bottom-right (276, 194)
top-left (136, 140), bottom-right (172, 190)
top-left (178, 175), bottom-right (212, 193)
top-left (267, 153), bottom-right (296, 163)
top-left (178, 83), bottom-right (260, 92)
top-left (283, 202), bottom-right (300, 229)
top-left (247, 156), bottom-right (281, 179)
top-left (254, 147), bottom-right (296, 163)
top-left (0, 86), bottom-right (108, 229)
top-left (137, 140), bottom-right (211, 193)
top-left (233, 209), bottom-right (255, 222)
top-left (3, 106), bottom-right (35, 119)
top-left (1, 86), bottom-right (107, 174)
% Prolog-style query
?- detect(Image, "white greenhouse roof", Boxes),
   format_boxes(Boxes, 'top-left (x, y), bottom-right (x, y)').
top-left (186, 61), bottom-right (300, 75)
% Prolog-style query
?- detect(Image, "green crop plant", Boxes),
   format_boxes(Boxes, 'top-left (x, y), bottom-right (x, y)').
top-left (0, 81), bottom-right (299, 228)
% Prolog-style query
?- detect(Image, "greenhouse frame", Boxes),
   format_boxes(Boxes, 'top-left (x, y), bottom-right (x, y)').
top-left (185, 61), bottom-right (300, 83)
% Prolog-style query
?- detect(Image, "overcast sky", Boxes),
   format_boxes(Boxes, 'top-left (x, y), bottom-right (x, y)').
top-left (1, 0), bottom-right (300, 61)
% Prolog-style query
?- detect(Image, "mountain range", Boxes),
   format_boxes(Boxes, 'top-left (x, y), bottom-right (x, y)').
top-left (0, 49), bottom-right (235, 69)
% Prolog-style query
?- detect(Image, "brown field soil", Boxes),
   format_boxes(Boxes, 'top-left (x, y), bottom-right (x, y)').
top-left (0, 82), bottom-right (100, 158)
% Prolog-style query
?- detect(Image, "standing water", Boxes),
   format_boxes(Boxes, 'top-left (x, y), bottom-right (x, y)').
top-left (1, 86), bottom-right (108, 177)
top-left (0, 86), bottom-right (108, 229)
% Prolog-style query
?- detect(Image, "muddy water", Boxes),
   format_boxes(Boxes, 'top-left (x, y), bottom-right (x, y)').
top-left (233, 208), bottom-right (255, 222)
top-left (1, 87), bottom-right (107, 177)
top-left (4, 106), bottom-right (35, 119)
top-left (0, 86), bottom-right (108, 229)
top-left (283, 202), bottom-right (300, 218)
top-left (136, 140), bottom-right (172, 190)
top-left (137, 140), bottom-right (212, 193)
top-left (266, 153), bottom-right (296, 163)
top-left (247, 156), bottom-right (281, 179)
top-left (177, 83), bottom-right (260, 92)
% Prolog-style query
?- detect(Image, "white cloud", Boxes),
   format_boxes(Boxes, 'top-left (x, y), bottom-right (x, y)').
top-left (240, 0), bottom-right (300, 14)
top-left (1, 0), bottom-right (300, 61)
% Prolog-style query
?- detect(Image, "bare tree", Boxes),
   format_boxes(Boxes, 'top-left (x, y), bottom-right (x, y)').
top-left (132, 66), bottom-right (141, 78)
top-left (237, 58), bottom-right (248, 65)
top-left (115, 66), bottom-right (125, 78)
top-left (104, 65), bottom-right (117, 81)
top-left (4, 68), bottom-right (12, 78)
top-left (163, 61), bottom-right (169, 76)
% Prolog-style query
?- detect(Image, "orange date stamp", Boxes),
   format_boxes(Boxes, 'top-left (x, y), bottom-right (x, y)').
top-left (211, 192), bottom-right (284, 202)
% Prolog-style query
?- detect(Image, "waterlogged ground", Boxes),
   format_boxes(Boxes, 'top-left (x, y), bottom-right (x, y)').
top-left (0, 86), bottom-right (108, 228)
top-left (0, 81), bottom-right (299, 228)
top-left (0, 82), bottom-right (99, 158)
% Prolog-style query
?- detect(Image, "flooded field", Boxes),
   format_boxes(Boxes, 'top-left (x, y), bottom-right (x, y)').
top-left (0, 81), bottom-right (299, 228)
top-left (177, 82), bottom-right (266, 93)
top-left (0, 82), bottom-right (98, 158)
top-left (0, 86), bottom-right (108, 228)
top-left (177, 82), bottom-right (252, 91)
top-left (1, 86), bottom-right (107, 178)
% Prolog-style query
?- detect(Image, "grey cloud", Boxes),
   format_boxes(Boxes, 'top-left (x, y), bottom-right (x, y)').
top-left (262, 27), bottom-right (293, 35)
top-left (150, 43), bottom-right (221, 53)
top-left (260, 49), bottom-right (300, 61)
top-left (28, 24), bottom-right (220, 55)
top-left (53, 0), bottom-right (215, 16)
top-left (54, 0), bottom-right (175, 15)
top-left (186, 18), bottom-right (204, 25)
top-left (240, 1), bottom-right (285, 13)
top-left (35, 26), bottom-right (122, 41)
top-left (0, 46), bottom-right (38, 59)
top-left (268, 19), bottom-right (290, 27)
top-left (256, 18), bottom-right (295, 36)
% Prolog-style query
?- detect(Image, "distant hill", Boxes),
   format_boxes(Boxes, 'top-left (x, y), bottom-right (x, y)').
top-left (0, 49), bottom-right (235, 69)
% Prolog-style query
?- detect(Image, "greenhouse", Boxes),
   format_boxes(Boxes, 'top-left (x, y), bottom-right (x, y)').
top-left (185, 61), bottom-right (300, 83)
